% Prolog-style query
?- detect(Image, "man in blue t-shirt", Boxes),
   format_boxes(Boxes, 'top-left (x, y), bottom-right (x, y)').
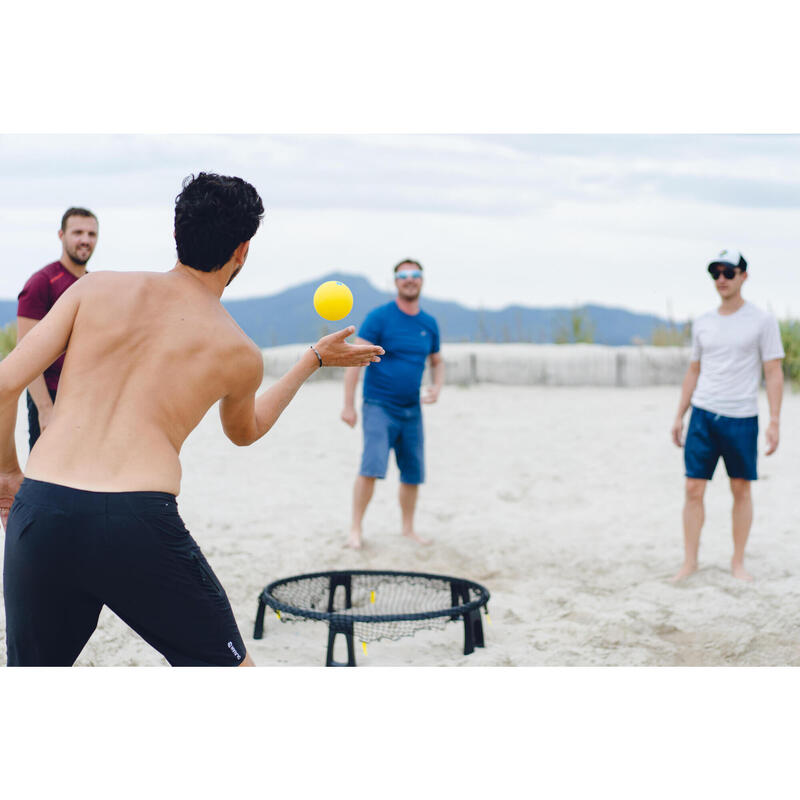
top-left (341, 259), bottom-right (445, 549)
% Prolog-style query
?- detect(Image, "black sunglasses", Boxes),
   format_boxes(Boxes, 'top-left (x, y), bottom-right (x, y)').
top-left (708, 265), bottom-right (740, 280)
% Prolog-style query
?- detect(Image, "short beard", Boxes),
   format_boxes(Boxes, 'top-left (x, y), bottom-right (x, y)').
top-left (67, 248), bottom-right (92, 267)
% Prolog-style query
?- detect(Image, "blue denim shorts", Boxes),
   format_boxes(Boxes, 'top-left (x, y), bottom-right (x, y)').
top-left (684, 406), bottom-right (758, 481)
top-left (360, 400), bottom-right (425, 484)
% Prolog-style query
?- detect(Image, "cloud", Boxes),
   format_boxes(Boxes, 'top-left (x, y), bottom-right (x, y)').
top-left (1, 134), bottom-right (799, 317)
top-left (2, 134), bottom-right (799, 220)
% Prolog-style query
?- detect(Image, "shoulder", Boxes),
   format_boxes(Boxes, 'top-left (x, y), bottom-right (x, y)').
top-left (74, 270), bottom-right (129, 289)
top-left (78, 270), bottom-right (175, 299)
top-left (223, 337), bottom-right (264, 394)
top-left (21, 261), bottom-right (60, 290)
top-left (693, 310), bottom-right (717, 327)
top-left (417, 308), bottom-right (439, 329)
top-left (64, 270), bottom-right (133, 302)
top-left (215, 305), bottom-right (262, 362)
top-left (230, 332), bottom-right (263, 364)
top-left (731, 302), bottom-right (777, 333)
top-left (743, 302), bottom-right (775, 323)
top-left (38, 261), bottom-right (65, 278)
top-left (362, 302), bottom-right (393, 325)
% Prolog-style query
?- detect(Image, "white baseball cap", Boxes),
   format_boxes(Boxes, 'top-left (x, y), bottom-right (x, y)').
top-left (708, 248), bottom-right (747, 270)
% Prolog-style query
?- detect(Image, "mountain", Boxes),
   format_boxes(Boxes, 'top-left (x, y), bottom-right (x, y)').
top-left (220, 272), bottom-right (681, 346)
top-left (0, 272), bottom-right (683, 346)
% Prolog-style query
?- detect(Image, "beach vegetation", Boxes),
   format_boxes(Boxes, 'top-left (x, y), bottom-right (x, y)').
top-left (0, 322), bottom-right (16, 359)
top-left (650, 321), bottom-right (691, 346)
top-left (779, 319), bottom-right (800, 387)
top-left (554, 307), bottom-right (594, 344)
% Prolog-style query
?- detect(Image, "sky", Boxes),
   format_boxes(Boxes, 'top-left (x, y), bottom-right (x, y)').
top-left (2, 133), bottom-right (799, 323)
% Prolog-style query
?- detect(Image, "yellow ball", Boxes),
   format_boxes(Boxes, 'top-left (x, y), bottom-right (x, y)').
top-left (313, 280), bottom-right (353, 321)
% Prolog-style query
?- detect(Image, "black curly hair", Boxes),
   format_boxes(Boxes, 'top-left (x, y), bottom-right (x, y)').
top-left (174, 173), bottom-right (264, 271)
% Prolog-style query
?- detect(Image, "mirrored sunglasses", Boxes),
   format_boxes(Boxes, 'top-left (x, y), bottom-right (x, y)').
top-left (395, 269), bottom-right (423, 280)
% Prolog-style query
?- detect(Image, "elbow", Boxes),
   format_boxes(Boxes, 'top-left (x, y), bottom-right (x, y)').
top-left (227, 428), bottom-right (261, 447)
top-left (226, 422), bottom-right (272, 447)
top-left (224, 425), bottom-right (258, 447)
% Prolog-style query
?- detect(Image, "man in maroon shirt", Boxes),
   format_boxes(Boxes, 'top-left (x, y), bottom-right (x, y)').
top-left (17, 208), bottom-right (99, 449)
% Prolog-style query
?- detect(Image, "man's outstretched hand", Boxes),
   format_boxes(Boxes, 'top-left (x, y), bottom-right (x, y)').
top-left (0, 469), bottom-right (24, 530)
top-left (315, 327), bottom-right (384, 367)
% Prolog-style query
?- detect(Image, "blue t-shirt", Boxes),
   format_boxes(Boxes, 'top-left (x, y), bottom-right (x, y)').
top-left (359, 302), bottom-right (440, 408)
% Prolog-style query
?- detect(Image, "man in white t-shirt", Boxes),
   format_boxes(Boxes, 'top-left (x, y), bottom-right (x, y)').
top-left (670, 248), bottom-right (784, 581)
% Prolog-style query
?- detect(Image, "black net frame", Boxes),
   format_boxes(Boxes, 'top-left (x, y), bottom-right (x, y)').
top-left (254, 570), bottom-right (490, 659)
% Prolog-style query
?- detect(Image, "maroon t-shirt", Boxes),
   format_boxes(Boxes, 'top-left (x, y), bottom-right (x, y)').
top-left (17, 261), bottom-right (81, 392)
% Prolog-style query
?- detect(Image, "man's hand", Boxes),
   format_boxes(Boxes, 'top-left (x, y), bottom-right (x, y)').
top-left (671, 417), bottom-right (684, 448)
top-left (0, 469), bottom-right (24, 530)
top-left (341, 406), bottom-right (357, 428)
top-left (422, 386), bottom-right (440, 404)
top-left (315, 327), bottom-right (384, 367)
top-left (765, 420), bottom-right (780, 455)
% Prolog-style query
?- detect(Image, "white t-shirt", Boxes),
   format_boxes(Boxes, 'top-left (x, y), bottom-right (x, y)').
top-left (690, 301), bottom-right (785, 417)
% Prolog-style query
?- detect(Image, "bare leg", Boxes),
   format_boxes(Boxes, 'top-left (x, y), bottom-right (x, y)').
top-left (671, 478), bottom-right (706, 581)
top-left (730, 478), bottom-right (753, 581)
top-left (238, 652), bottom-right (255, 667)
top-left (399, 482), bottom-right (430, 545)
top-left (346, 475), bottom-right (376, 549)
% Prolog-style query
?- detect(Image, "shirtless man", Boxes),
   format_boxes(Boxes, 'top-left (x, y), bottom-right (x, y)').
top-left (0, 173), bottom-right (383, 666)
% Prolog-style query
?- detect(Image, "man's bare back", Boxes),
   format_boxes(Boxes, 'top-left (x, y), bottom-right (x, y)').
top-left (25, 268), bottom-right (263, 495)
top-left (0, 172), bottom-right (383, 667)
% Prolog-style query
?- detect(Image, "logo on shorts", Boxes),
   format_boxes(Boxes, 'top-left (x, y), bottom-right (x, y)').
top-left (227, 641), bottom-right (242, 661)
top-left (420, 330), bottom-right (426, 336)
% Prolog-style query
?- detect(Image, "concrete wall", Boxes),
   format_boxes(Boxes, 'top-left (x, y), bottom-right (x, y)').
top-left (261, 343), bottom-right (692, 387)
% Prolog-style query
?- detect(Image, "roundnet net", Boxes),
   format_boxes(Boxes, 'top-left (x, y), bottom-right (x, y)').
top-left (261, 570), bottom-right (490, 644)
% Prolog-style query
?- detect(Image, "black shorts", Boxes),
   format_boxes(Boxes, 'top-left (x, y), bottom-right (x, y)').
top-left (26, 387), bottom-right (57, 451)
top-left (3, 479), bottom-right (246, 667)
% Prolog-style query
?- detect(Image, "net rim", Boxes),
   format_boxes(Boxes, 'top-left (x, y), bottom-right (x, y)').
top-left (259, 569), bottom-right (490, 624)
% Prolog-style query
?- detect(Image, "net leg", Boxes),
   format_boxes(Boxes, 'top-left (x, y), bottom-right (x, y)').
top-left (327, 573), bottom-right (353, 612)
top-left (253, 595), bottom-right (267, 640)
top-left (450, 583), bottom-right (466, 621)
top-left (462, 608), bottom-right (485, 656)
top-left (326, 619), bottom-right (356, 667)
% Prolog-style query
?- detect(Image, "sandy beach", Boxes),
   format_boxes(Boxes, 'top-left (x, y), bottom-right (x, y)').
top-left (1, 379), bottom-right (798, 667)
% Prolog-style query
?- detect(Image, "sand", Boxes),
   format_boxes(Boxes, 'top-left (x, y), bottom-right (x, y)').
top-left (1, 381), bottom-right (798, 667)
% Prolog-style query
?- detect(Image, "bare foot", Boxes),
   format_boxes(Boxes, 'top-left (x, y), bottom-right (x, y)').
top-left (344, 531), bottom-right (363, 550)
top-left (402, 530), bottom-right (432, 546)
top-left (669, 562), bottom-right (698, 582)
top-left (731, 562), bottom-right (753, 582)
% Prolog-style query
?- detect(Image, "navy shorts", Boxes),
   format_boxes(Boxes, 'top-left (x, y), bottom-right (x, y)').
top-left (3, 479), bottom-right (246, 667)
top-left (684, 406), bottom-right (759, 481)
top-left (359, 400), bottom-right (425, 484)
